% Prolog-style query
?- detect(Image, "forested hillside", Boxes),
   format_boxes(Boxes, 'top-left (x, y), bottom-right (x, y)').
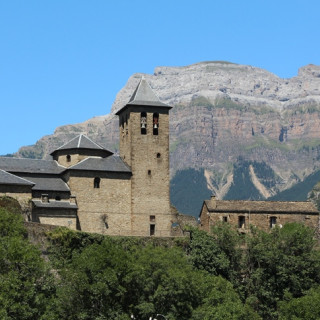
top-left (1, 196), bottom-right (320, 319)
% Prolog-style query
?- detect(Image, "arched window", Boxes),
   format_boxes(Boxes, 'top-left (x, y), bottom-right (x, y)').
top-left (141, 112), bottom-right (147, 135)
top-left (94, 177), bottom-right (101, 188)
top-left (66, 155), bottom-right (71, 162)
top-left (153, 113), bottom-right (159, 135)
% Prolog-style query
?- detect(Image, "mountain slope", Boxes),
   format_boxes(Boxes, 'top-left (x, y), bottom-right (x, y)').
top-left (9, 61), bottom-right (320, 216)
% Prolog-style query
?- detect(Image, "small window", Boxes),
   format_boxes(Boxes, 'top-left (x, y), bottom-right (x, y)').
top-left (141, 112), bottom-right (147, 135)
top-left (270, 216), bottom-right (277, 228)
top-left (157, 153), bottom-right (161, 158)
top-left (94, 177), bottom-right (101, 188)
top-left (55, 196), bottom-right (61, 201)
top-left (66, 155), bottom-right (71, 162)
top-left (223, 216), bottom-right (228, 223)
top-left (148, 170), bottom-right (151, 175)
top-left (153, 113), bottom-right (159, 135)
top-left (150, 215), bottom-right (156, 222)
top-left (41, 194), bottom-right (49, 203)
top-left (238, 216), bottom-right (245, 229)
top-left (150, 224), bottom-right (155, 236)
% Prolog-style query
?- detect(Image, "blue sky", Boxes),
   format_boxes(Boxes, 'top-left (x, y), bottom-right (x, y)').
top-left (0, 0), bottom-right (319, 155)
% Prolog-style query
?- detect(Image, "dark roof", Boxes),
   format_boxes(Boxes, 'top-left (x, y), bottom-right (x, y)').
top-left (0, 157), bottom-right (65, 174)
top-left (0, 170), bottom-right (34, 186)
top-left (32, 199), bottom-right (78, 210)
top-left (203, 200), bottom-right (319, 215)
top-left (68, 156), bottom-right (131, 173)
top-left (22, 176), bottom-right (70, 192)
top-left (51, 134), bottom-right (113, 155)
top-left (116, 79), bottom-right (171, 115)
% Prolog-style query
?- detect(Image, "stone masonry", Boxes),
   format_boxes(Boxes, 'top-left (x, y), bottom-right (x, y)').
top-left (200, 195), bottom-right (319, 233)
top-left (0, 78), bottom-right (177, 237)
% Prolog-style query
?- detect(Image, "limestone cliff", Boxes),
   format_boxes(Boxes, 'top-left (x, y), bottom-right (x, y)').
top-left (14, 62), bottom-right (320, 209)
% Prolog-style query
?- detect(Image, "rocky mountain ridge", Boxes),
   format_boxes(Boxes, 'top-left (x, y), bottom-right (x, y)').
top-left (13, 61), bottom-right (320, 214)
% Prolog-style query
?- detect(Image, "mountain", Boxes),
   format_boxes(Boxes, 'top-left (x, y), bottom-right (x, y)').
top-left (12, 61), bottom-right (320, 216)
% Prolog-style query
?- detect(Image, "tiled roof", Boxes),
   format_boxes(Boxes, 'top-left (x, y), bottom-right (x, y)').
top-left (21, 176), bottom-right (70, 192)
top-left (0, 170), bottom-right (34, 186)
top-left (51, 134), bottom-right (113, 155)
top-left (68, 156), bottom-right (131, 173)
top-left (204, 200), bottom-right (319, 215)
top-left (116, 79), bottom-right (171, 115)
top-left (32, 199), bottom-right (78, 210)
top-left (0, 157), bottom-right (65, 174)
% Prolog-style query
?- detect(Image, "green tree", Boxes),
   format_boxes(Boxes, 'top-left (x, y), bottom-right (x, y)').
top-left (0, 208), bottom-right (55, 319)
top-left (47, 238), bottom-right (130, 319)
top-left (47, 234), bottom-right (257, 320)
top-left (187, 226), bottom-right (242, 283)
top-left (243, 223), bottom-right (320, 319)
top-left (125, 245), bottom-right (204, 320)
top-left (192, 276), bottom-right (261, 320)
top-left (278, 286), bottom-right (320, 319)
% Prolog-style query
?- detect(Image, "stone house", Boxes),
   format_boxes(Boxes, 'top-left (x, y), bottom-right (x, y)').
top-left (199, 195), bottom-right (319, 233)
top-left (0, 79), bottom-right (176, 237)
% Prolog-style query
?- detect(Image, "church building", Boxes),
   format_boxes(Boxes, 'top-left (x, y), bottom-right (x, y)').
top-left (0, 79), bottom-right (176, 237)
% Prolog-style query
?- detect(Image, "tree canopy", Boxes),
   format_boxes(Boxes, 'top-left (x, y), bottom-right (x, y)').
top-left (0, 197), bottom-right (320, 320)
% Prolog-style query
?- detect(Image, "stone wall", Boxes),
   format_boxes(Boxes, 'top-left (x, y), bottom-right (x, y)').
top-left (119, 106), bottom-right (175, 237)
top-left (32, 206), bottom-right (78, 230)
top-left (209, 211), bottom-right (319, 232)
top-left (67, 171), bottom-right (132, 235)
top-left (54, 150), bottom-right (110, 167)
top-left (39, 216), bottom-right (77, 230)
top-left (200, 205), bottom-right (319, 233)
top-left (199, 204), bottom-right (210, 232)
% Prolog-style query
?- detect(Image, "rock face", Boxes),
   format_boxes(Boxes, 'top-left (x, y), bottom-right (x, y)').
top-left (15, 62), bottom-right (320, 205)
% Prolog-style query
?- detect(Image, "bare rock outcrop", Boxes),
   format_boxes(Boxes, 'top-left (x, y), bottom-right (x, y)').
top-left (14, 61), bottom-right (320, 198)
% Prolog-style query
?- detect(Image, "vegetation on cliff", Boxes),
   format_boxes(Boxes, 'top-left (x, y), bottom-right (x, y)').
top-left (170, 168), bottom-right (212, 216)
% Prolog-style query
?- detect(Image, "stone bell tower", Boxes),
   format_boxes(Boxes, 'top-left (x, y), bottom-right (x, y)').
top-left (116, 78), bottom-right (173, 237)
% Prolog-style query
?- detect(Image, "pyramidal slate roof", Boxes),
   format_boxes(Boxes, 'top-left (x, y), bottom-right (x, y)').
top-left (116, 78), bottom-right (171, 115)
top-left (52, 134), bottom-right (112, 154)
top-left (0, 169), bottom-right (34, 186)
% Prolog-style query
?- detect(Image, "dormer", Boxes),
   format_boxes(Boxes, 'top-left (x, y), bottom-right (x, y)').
top-left (50, 134), bottom-right (113, 167)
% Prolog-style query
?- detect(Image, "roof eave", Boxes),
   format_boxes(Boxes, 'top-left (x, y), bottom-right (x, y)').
top-left (115, 102), bottom-right (172, 115)
top-left (67, 168), bottom-right (132, 174)
top-left (51, 148), bottom-right (113, 156)
top-left (207, 209), bottom-right (319, 215)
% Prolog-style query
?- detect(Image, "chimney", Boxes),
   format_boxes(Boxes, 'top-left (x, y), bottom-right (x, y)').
top-left (210, 194), bottom-right (217, 209)
top-left (41, 194), bottom-right (49, 203)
